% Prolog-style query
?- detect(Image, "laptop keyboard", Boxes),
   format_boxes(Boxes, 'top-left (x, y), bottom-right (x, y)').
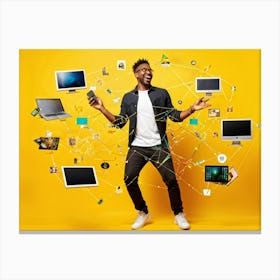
top-left (45, 112), bottom-right (65, 117)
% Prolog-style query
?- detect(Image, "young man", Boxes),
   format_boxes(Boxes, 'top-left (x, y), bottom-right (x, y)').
top-left (89, 58), bottom-right (210, 230)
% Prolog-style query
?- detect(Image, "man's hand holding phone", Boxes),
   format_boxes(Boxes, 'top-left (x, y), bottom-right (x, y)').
top-left (87, 90), bottom-right (102, 110)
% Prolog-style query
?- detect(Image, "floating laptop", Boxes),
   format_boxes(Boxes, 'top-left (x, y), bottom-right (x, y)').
top-left (61, 166), bottom-right (99, 188)
top-left (35, 98), bottom-right (71, 120)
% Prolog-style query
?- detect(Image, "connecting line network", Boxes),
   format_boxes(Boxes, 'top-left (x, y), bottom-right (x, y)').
top-left (45, 60), bottom-right (258, 204)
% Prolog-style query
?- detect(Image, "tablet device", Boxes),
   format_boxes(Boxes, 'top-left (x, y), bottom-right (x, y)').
top-left (205, 165), bottom-right (229, 184)
top-left (61, 166), bottom-right (98, 188)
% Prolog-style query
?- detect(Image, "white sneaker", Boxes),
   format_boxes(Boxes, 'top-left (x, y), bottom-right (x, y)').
top-left (131, 211), bottom-right (151, 230)
top-left (174, 212), bottom-right (190, 230)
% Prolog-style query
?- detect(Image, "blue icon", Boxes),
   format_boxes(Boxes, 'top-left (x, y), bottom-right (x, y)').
top-left (190, 118), bottom-right (198, 125)
top-left (76, 117), bottom-right (88, 125)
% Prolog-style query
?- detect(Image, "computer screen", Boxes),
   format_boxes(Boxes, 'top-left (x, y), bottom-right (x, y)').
top-left (61, 166), bottom-right (98, 188)
top-left (195, 77), bottom-right (221, 93)
top-left (55, 69), bottom-right (87, 92)
top-left (221, 119), bottom-right (252, 141)
top-left (36, 98), bottom-right (64, 115)
top-left (205, 165), bottom-right (229, 183)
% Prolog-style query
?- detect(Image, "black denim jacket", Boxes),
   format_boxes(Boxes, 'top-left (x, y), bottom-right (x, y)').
top-left (113, 86), bottom-right (183, 148)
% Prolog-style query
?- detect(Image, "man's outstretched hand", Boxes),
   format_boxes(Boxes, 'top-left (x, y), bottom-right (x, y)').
top-left (192, 97), bottom-right (211, 111)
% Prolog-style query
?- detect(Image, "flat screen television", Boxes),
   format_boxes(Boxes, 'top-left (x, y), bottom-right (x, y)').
top-left (55, 69), bottom-right (87, 92)
top-left (221, 119), bottom-right (252, 144)
top-left (195, 77), bottom-right (221, 93)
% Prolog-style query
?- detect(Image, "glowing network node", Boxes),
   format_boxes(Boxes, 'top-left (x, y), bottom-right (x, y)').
top-left (217, 154), bottom-right (227, 163)
top-left (203, 189), bottom-right (211, 196)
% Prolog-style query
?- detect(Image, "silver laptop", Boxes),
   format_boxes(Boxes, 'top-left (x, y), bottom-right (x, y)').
top-left (36, 98), bottom-right (71, 120)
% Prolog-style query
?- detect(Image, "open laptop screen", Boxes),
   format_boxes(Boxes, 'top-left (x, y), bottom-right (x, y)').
top-left (36, 98), bottom-right (64, 115)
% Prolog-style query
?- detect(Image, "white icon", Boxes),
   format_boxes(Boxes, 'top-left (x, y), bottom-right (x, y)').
top-left (217, 153), bottom-right (227, 163)
top-left (203, 189), bottom-right (211, 196)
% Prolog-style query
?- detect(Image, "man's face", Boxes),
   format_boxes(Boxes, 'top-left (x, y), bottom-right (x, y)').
top-left (134, 63), bottom-right (153, 86)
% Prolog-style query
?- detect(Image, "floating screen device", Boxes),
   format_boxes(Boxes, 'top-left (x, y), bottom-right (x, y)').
top-left (55, 69), bottom-right (87, 92)
top-left (61, 166), bottom-right (98, 188)
top-left (195, 77), bottom-right (221, 93)
top-left (221, 119), bottom-right (252, 144)
top-left (34, 137), bottom-right (60, 150)
top-left (35, 98), bottom-right (71, 120)
top-left (205, 165), bottom-right (229, 184)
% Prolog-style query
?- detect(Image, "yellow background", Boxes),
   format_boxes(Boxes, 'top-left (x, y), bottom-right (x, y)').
top-left (19, 49), bottom-right (261, 231)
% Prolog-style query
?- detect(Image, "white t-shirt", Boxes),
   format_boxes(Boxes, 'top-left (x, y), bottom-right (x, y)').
top-left (131, 90), bottom-right (161, 147)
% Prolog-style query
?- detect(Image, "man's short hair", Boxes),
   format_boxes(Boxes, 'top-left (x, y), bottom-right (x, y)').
top-left (132, 58), bottom-right (150, 73)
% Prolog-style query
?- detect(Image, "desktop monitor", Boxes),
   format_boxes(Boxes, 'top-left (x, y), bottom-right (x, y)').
top-left (61, 166), bottom-right (98, 188)
top-left (195, 77), bottom-right (221, 93)
top-left (55, 69), bottom-right (87, 92)
top-left (221, 119), bottom-right (252, 143)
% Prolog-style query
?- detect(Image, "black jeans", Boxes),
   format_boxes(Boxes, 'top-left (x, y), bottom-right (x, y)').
top-left (124, 146), bottom-right (183, 215)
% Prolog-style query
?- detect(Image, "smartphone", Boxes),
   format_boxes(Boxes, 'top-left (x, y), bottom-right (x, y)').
top-left (31, 107), bottom-right (40, 116)
top-left (87, 90), bottom-right (98, 102)
top-left (226, 167), bottom-right (238, 185)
